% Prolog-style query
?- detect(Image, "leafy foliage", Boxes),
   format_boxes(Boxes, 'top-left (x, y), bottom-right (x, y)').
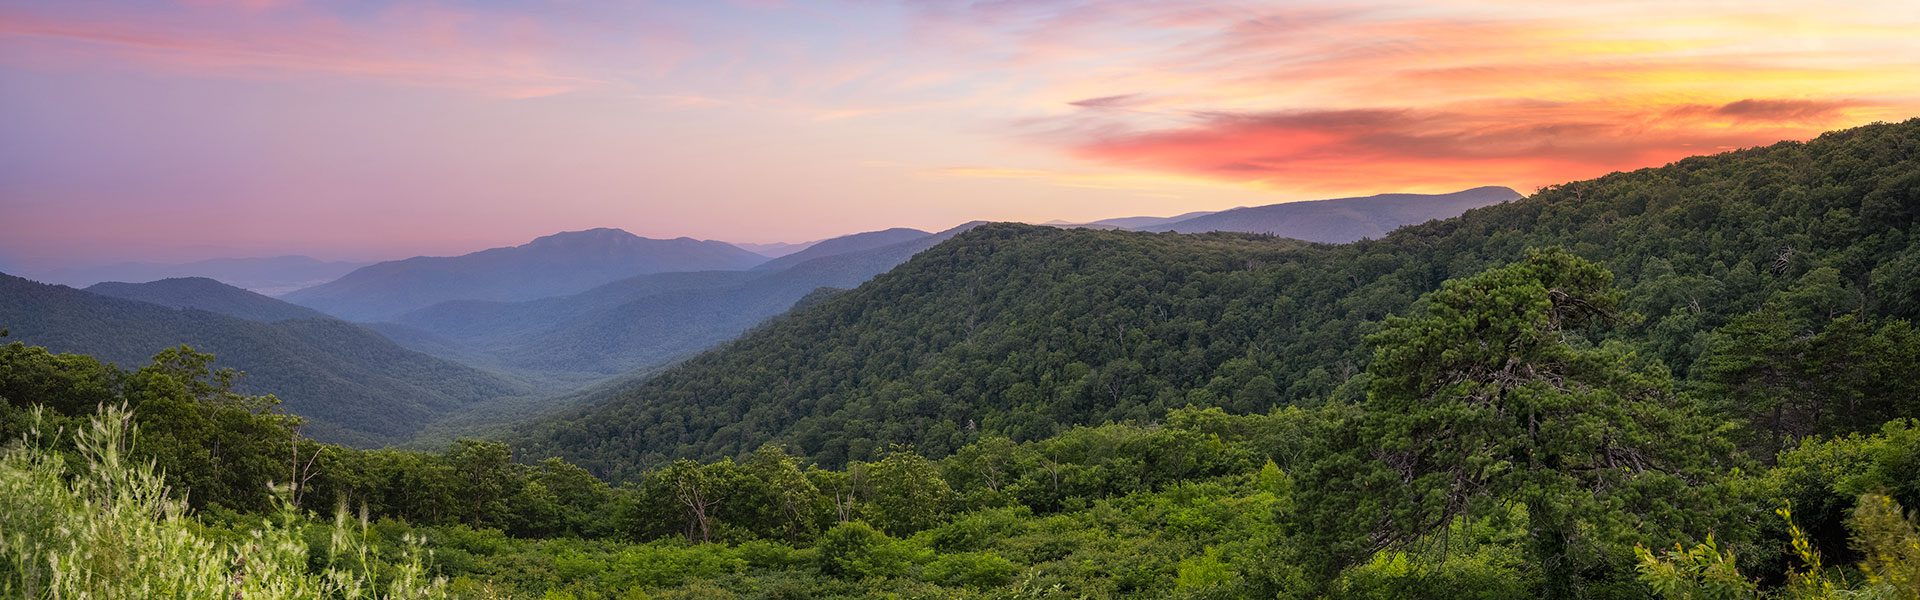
top-left (0, 406), bottom-right (445, 599)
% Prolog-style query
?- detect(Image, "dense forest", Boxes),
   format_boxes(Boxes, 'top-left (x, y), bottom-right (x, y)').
top-left (3, 119), bottom-right (1919, 598)
top-left (524, 118), bottom-right (1920, 477)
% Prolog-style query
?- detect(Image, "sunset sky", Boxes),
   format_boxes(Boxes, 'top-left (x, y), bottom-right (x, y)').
top-left (3, 0), bottom-right (1917, 268)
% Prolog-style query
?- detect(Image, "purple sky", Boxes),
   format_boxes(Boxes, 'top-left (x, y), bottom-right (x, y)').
top-left (3, 0), bottom-right (1917, 269)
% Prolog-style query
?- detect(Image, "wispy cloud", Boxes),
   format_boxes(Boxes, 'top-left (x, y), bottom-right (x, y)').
top-left (1709, 99), bottom-right (1857, 123)
top-left (0, 3), bottom-right (627, 97)
top-left (1060, 99), bottom-right (1868, 192)
top-left (1068, 93), bottom-right (1149, 109)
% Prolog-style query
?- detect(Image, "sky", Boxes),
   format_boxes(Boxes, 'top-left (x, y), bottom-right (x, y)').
top-left (2, 0), bottom-right (1918, 269)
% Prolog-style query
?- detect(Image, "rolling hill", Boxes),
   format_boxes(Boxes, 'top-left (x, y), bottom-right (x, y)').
top-left (87, 277), bottom-right (333, 322)
top-left (0, 274), bottom-right (525, 445)
top-left (282, 228), bottom-right (769, 321)
top-left (521, 119), bottom-right (1920, 480)
top-left (1136, 186), bottom-right (1521, 241)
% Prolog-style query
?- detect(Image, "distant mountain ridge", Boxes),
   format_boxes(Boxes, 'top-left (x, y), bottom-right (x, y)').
top-left (388, 224), bottom-right (978, 376)
top-left (1085, 210), bottom-right (1220, 229)
top-left (733, 241), bottom-right (818, 258)
top-left (751, 228), bottom-right (930, 272)
top-left (87, 277), bottom-right (332, 322)
top-left (1137, 186), bottom-right (1520, 241)
top-left (282, 228), bottom-right (769, 321)
top-left (0, 273), bottom-right (523, 445)
top-left (31, 256), bottom-right (369, 296)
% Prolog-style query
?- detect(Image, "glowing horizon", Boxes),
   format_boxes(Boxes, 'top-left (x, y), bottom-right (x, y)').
top-left (3, 0), bottom-right (1917, 268)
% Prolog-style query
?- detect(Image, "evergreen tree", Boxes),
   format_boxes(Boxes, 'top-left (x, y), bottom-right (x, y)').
top-left (1297, 248), bottom-right (1727, 597)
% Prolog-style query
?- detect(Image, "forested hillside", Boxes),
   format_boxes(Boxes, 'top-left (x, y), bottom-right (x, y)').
top-left (528, 119), bottom-right (1920, 478)
top-left (0, 275), bottom-right (524, 444)
top-left (5, 246), bottom-right (1917, 597)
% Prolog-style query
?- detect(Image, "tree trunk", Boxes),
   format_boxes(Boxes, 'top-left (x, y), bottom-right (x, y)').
top-left (1527, 495), bottom-right (1576, 600)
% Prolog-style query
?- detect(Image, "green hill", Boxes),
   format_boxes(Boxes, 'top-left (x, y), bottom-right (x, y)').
top-left (524, 119), bottom-right (1920, 480)
top-left (0, 274), bottom-right (525, 445)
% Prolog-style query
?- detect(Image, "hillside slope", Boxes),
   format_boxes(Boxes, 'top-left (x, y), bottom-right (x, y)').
top-left (283, 229), bottom-right (768, 321)
top-left (87, 277), bottom-right (332, 322)
top-left (525, 119), bottom-right (1920, 479)
top-left (0, 274), bottom-right (524, 445)
top-left (1139, 186), bottom-right (1521, 241)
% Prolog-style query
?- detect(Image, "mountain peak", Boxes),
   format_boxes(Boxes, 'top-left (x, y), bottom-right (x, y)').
top-left (525, 228), bottom-right (643, 247)
top-left (285, 228), bottom-right (767, 320)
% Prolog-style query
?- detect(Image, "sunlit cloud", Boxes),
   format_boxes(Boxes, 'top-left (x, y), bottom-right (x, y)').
top-left (1061, 99), bottom-right (1873, 193)
top-left (3, 0), bottom-right (1919, 267)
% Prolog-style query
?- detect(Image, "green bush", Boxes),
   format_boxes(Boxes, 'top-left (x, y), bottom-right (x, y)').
top-left (814, 521), bottom-right (924, 580)
top-left (923, 551), bottom-right (1020, 588)
top-left (1336, 550), bottom-right (1532, 600)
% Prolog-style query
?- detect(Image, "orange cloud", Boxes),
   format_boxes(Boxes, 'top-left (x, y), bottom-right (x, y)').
top-left (1063, 101), bottom-right (1864, 193)
top-left (1708, 99), bottom-right (1855, 123)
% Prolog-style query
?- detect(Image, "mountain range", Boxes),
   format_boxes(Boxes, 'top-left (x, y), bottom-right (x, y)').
top-left (282, 229), bottom-right (769, 321)
top-left (0, 274), bottom-right (524, 445)
top-left (88, 277), bottom-right (333, 322)
top-left (4, 182), bottom-right (1536, 445)
top-left (732, 241), bottom-right (818, 258)
top-left (1059, 186), bottom-right (1521, 242)
top-left (28, 256), bottom-right (370, 296)
top-left (518, 121), bottom-right (1920, 479)
top-left (383, 224), bottom-right (977, 376)
top-left (1137, 185), bottom-right (1521, 241)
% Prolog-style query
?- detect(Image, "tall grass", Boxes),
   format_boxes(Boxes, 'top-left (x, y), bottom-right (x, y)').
top-left (0, 405), bottom-right (447, 599)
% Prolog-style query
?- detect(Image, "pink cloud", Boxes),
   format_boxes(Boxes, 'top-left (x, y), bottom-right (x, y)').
top-left (1061, 102), bottom-right (1860, 193)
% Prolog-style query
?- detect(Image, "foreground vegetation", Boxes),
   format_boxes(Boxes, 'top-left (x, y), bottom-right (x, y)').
top-left (5, 247), bottom-right (1920, 597)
